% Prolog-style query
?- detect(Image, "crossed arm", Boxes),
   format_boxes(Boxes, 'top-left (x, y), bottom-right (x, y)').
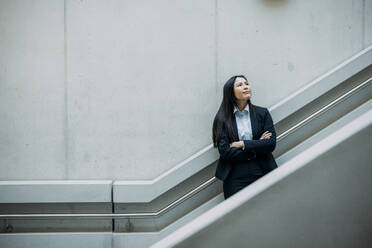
top-left (218, 131), bottom-right (256, 161)
top-left (242, 109), bottom-right (276, 154)
top-left (218, 109), bottom-right (277, 161)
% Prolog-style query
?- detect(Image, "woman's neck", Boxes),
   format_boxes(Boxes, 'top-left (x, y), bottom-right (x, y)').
top-left (236, 101), bottom-right (248, 111)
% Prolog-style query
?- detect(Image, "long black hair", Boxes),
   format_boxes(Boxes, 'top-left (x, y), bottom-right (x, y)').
top-left (212, 75), bottom-right (255, 147)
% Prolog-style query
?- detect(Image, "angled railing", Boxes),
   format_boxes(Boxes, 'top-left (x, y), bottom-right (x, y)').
top-left (151, 101), bottom-right (372, 248)
top-left (113, 45), bottom-right (372, 203)
top-left (1, 73), bottom-right (371, 220)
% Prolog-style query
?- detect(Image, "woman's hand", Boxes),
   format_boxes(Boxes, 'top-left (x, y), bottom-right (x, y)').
top-left (230, 141), bottom-right (244, 148)
top-left (260, 131), bottom-right (272, 140)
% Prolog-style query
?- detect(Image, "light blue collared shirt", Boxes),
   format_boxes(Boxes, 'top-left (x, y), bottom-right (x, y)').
top-left (233, 105), bottom-right (253, 149)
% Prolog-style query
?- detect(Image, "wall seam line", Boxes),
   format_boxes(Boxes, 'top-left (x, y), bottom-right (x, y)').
top-left (362, 0), bottom-right (366, 48)
top-left (215, 0), bottom-right (219, 108)
top-left (64, 0), bottom-right (69, 179)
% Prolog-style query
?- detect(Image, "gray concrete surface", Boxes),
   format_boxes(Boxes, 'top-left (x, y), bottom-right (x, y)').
top-left (113, 194), bottom-right (224, 248)
top-left (365, 0), bottom-right (372, 46)
top-left (65, 0), bottom-right (216, 180)
top-left (0, 194), bottom-right (225, 248)
top-left (1, 0), bottom-right (371, 181)
top-left (0, 180), bottom-right (112, 203)
top-left (112, 48), bottom-right (371, 202)
top-left (0, 0), bottom-right (66, 179)
top-left (216, 0), bottom-right (368, 107)
top-left (0, 233), bottom-right (112, 248)
top-left (152, 108), bottom-right (372, 248)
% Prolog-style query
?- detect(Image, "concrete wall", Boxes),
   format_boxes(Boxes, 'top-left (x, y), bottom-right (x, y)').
top-left (0, 0), bottom-right (371, 180)
top-left (0, 0), bottom-right (66, 179)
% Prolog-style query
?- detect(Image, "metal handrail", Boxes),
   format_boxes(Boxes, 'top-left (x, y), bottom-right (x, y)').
top-left (1, 77), bottom-right (371, 220)
top-left (276, 77), bottom-right (372, 142)
top-left (0, 177), bottom-right (217, 219)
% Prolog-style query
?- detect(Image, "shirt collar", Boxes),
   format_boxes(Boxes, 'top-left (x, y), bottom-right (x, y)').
top-left (233, 104), bottom-right (250, 115)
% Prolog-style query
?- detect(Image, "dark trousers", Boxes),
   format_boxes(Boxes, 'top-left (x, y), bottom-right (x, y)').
top-left (223, 159), bottom-right (264, 199)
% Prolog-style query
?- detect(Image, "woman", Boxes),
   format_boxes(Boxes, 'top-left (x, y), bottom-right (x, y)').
top-left (212, 75), bottom-right (278, 199)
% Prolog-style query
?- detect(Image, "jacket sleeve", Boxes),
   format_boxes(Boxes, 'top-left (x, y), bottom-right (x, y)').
top-left (218, 129), bottom-right (256, 161)
top-left (243, 108), bottom-right (277, 154)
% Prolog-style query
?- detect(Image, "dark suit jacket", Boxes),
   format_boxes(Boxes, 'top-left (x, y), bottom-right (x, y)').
top-left (215, 105), bottom-right (278, 181)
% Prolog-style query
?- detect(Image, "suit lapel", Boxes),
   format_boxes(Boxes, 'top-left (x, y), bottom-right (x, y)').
top-left (232, 116), bottom-right (239, 141)
top-left (249, 105), bottom-right (259, 140)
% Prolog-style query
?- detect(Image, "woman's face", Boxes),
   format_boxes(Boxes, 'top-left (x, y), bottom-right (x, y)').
top-left (233, 77), bottom-right (251, 101)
